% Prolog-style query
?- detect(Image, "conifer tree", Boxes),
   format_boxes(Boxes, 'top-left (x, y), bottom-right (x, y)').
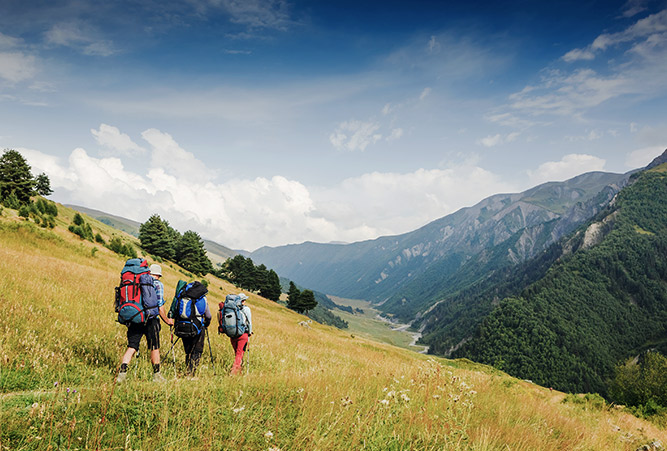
top-left (176, 230), bottom-right (213, 276)
top-left (298, 289), bottom-right (318, 314)
top-left (287, 281), bottom-right (301, 311)
top-left (0, 149), bottom-right (35, 204)
top-left (139, 214), bottom-right (177, 260)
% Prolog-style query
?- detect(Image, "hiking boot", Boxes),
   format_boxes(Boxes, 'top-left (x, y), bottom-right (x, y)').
top-left (116, 371), bottom-right (128, 383)
top-left (152, 371), bottom-right (166, 382)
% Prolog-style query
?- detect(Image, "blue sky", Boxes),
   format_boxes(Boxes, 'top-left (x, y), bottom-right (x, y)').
top-left (1, 0), bottom-right (666, 251)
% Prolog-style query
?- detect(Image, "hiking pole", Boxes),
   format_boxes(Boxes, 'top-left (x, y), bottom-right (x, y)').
top-left (170, 326), bottom-right (176, 378)
top-left (205, 326), bottom-right (216, 375)
top-left (245, 340), bottom-right (250, 374)
top-left (164, 335), bottom-right (180, 361)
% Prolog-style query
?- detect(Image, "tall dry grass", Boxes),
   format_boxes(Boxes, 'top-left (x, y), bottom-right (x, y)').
top-left (1, 209), bottom-right (666, 450)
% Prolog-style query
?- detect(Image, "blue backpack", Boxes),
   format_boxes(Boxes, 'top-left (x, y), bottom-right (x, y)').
top-left (218, 294), bottom-right (247, 338)
top-left (172, 281), bottom-right (208, 338)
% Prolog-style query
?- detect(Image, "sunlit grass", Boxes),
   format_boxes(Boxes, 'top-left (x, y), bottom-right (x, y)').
top-left (1, 205), bottom-right (667, 450)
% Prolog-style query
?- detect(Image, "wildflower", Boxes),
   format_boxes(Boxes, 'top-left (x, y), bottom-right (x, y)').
top-left (340, 396), bottom-right (353, 407)
top-left (400, 393), bottom-right (410, 402)
top-left (386, 390), bottom-right (396, 398)
top-left (379, 399), bottom-right (390, 406)
top-left (232, 406), bottom-right (245, 414)
top-left (432, 394), bottom-right (441, 399)
top-left (67, 388), bottom-right (70, 394)
top-left (54, 382), bottom-right (58, 387)
top-left (268, 446), bottom-right (282, 451)
top-left (296, 388), bottom-right (304, 394)
top-left (264, 431), bottom-right (274, 440)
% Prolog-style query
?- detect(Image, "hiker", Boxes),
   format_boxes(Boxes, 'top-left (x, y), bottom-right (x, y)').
top-left (116, 261), bottom-right (173, 383)
top-left (228, 293), bottom-right (252, 375)
top-left (169, 281), bottom-right (212, 376)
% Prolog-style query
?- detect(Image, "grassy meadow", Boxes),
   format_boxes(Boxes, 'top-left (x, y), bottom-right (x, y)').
top-left (1, 203), bottom-right (666, 450)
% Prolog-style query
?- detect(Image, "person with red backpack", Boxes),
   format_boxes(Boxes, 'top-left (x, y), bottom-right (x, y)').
top-left (116, 259), bottom-right (173, 383)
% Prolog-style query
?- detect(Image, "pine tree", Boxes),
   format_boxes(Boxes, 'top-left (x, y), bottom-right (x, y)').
top-left (34, 173), bottom-right (53, 196)
top-left (298, 290), bottom-right (318, 314)
top-left (260, 269), bottom-right (282, 302)
top-left (287, 281), bottom-right (301, 311)
top-left (0, 149), bottom-right (35, 204)
top-left (139, 214), bottom-right (177, 260)
top-left (176, 230), bottom-right (213, 276)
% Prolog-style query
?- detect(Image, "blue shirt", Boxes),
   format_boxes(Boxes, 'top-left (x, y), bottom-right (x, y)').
top-left (153, 278), bottom-right (165, 307)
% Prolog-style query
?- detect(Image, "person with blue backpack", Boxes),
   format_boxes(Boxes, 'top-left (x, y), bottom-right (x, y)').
top-left (168, 280), bottom-right (212, 376)
top-left (115, 259), bottom-right (173, 383)
top-left (218, 293), bottom-right (252, 375)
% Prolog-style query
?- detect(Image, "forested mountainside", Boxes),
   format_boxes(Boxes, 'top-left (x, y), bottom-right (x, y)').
top-left (251, 171), bottom-right (629, 321)
top-left (452, 162), bottom-right (667, 395)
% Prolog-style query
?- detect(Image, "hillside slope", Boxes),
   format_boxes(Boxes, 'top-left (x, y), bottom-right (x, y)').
top-left (251, 171), bottom-right (628, 322)
top-left (1, 202), bottom-right (666, 449)
top-left (455, 163), bottom-right (667, 395)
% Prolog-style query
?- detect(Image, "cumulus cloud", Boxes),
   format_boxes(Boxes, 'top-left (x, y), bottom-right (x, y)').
top-left (330, 120), bottom-right (382, 151)
top-left (527, 154), bottom-right (606, 185)
top-left (141, 128), bottom-right (215, 181)
top-left (91, 124), bottom-right (146, 155)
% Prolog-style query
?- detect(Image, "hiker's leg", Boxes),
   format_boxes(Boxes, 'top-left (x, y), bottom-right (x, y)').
top-left (231, 333), bottom-right (248, 375)
top-left (182, 336), bottom-right (195, 374)
top-left (123, 324), bottom-right (142, 365)
top-left (146, 318), bottom-right (161, 367)
top-left (188, 332), bottom-right (205, 375)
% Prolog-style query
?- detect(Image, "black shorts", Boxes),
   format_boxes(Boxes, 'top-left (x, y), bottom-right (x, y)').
top-left (127, 317), bottom-right (161, 351)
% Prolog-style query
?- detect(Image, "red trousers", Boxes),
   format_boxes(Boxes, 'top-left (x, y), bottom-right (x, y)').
top-left (230, 333), bottom-right (249, 375)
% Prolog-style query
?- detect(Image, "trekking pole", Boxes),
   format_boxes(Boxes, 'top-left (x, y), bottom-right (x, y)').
top-left (205, 326), bottom-right (217, 375)
top-left (245, 339), bottom-right (250, 374)
top-left (170, 326), bottom-right (176, 378)
top-left (164, 335), bottom-right (180, 361)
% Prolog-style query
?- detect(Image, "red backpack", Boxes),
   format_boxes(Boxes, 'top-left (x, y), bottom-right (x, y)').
top-left (115, 258), bottom-right (153, 324)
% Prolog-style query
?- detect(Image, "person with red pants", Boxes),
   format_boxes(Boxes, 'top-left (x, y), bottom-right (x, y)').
top-left (230, 293), bottom-right (252, 375)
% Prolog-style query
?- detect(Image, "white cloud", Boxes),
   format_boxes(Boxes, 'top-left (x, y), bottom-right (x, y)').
top-left (562, 48), bottom-right (596, 62)
top-left (419, 87), bottom-right (431, 100)
top-left (0, 52), bottom-right (37, 83)
top-left (91, 124), bottom-right (145, 155)
top-left (141, 128), bottom-right (215, 181)
top-left (45, 23), bottom-right (116, 56)
top-left (527, 154), bottom-right (606, 185)
top-left (330, 120), bottom-right (382, 152)
top-left (386, 128), bottom-right (404, 142)
top-left (626, 145), bottom-right (665, 168)
top-left (477, 131), bottom-right (520, 147)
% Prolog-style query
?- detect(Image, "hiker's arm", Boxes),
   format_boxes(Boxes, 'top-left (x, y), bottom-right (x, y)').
top-left (159, 305), bottom-right (173, 326)
top-left (203, 301), bottom-right (212, 327)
